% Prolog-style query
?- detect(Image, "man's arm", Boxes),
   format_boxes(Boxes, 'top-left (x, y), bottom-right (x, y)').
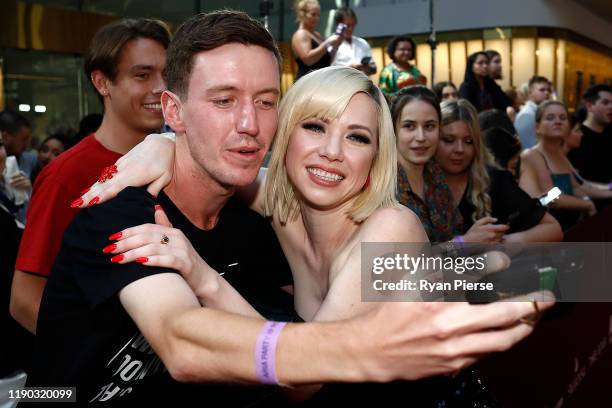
top-left (10, 270), bottom-right (47, 334)
top-left (121, 271), bottom-right (553, 385)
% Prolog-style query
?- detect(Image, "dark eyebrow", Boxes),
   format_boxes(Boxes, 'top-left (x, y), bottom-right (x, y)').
top-left (348, 124), bottom-right (374, 135)
top-left (205, 85), bottom-right (280, 96)
top-left (129, 65), bottom-right (153, 72)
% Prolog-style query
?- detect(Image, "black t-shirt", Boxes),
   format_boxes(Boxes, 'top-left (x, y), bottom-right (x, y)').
top-left (458, 168), bottom-right (546, 233)
top-left (568, 124), bottom-right (612, 183)
top-left (28, 187), bottom-right (293, 404)
top-left (0, 208), bottom-right (34, 377)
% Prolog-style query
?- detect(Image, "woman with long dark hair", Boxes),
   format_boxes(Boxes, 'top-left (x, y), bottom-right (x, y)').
top-left (459, 52), bottom-right (511, 112)
top-left (391, 86), bottom-right (461, 242)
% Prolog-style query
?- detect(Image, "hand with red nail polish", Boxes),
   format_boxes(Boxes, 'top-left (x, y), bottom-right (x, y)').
top-left (108, 231), bottom-right (123, 241)
top-left (70, 198), bottom-right (84, 208)
top-left (102, 243), bottom-right (117, 254)
top-left (104, 208), bottom-right (217, 294)
top-left (78, 134), bottom-right (176, 209)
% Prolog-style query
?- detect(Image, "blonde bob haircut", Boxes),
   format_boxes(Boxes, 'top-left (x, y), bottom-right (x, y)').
top-left (264, 66), bottom-right (399, 224)
top-left (440, 99), bottom-right (493, 222)
top-left (294, 0), bottom-right (320, 23)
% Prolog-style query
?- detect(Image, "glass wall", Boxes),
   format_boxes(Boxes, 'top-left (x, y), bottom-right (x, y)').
top-left (361, 30), bottom-right (612, 107)
top-left (1, 48), bottom-right (101, 146)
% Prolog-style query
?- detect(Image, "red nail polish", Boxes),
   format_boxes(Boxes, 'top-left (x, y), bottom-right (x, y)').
top-left (88, 196), bottom-right (100, 206)
top-left (135, 257), bottom-right (148, 263)
top-left (108, 232), bottom-right (123, 240)
top-left (70, 198), bottom-right (84, 208)
top-left (154, 204), bottom-right (162, 211)
top-left (102, 243), bottom-right (117, 254)
top-left (110, 254), bottom-right (124, 263)
top-left (81, 187), bottom-right (90, 194)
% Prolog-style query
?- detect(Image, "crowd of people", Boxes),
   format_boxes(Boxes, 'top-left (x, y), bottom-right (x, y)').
top-left (1, 2), bottom-right (610, 406)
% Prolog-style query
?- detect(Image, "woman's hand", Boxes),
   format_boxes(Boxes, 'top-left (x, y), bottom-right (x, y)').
top-left (74, 133), bottom-right (176, 208)
top-left (463, 216), bottom-right (510, 243)
top-left (326, 34), bottom-right (342, 49)
top-left (104, 205), bottom-right (217, 297)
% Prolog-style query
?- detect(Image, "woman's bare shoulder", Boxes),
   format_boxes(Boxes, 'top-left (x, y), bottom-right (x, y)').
top-left (360, 206), bottom-right (428, 243)
top-left (521, 148), bottom-right (545, 167)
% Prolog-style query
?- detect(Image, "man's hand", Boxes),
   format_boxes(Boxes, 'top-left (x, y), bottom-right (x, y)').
top-left (10, 173), bottom-right (32, 190)
top-left (350, 293), bottom-right (554, 381)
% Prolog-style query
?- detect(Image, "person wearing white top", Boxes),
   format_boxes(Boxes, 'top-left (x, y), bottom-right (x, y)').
top-left (331, 7), bottom-right (376, 76)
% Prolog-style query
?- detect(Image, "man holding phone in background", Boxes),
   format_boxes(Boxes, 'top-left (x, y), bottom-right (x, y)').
top-left (331, 7), bottom-right (377, 76)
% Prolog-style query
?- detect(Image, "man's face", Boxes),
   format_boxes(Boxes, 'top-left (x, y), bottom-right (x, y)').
top-left (489, 55), bottom-right (502, 79)
top-left (105, 37), bottom-right (166, 133)
top-left (341, 16), bottom-right (356, 40)
top-left (588, 91), bottom-right (612, 126)
top-left (529, 81), bottom-right (551, 104)
top-left (1, 125), bottom-right (31, 156)
top-left (177, 44), bottom-right (280, 188)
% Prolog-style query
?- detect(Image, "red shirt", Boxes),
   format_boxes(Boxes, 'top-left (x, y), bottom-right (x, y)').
top-left (16, 134), bottom-right (122, 276)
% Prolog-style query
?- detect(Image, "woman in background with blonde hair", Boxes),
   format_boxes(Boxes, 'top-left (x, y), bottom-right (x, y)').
top-left (292, 0), bottom-right (342, 80)
top-left (436, 99), bottom-right (562, 243)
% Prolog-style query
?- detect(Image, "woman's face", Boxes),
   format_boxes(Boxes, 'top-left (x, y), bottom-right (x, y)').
top-left (436, 120), bottom-right (475, 175)
top-left (472, 54), bottom-right (489, 78)
top-left (38, 138), bottom-right (65, 167)
top-left (301, 3), bottom-right (320, 28)
top-left (441, 85), bottom-right (458, 101)
top-left (536, 104), bottom-right (568, 140)
top-left (393, 41), bottom-right (413, 64)
top-left (285, 92), bottom-right (378, 211)
top-left (564, 123), bottom-right (583, 150)
top-left (396, 100), bottom-right (439, 167)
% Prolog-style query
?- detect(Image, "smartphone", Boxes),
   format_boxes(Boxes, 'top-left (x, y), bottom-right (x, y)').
top-left (539, 187), bottom-right (562, 206)
top-left (334, 23), bottom-right (347, 36)
top-left (360, 56), bottom-right (372, 65)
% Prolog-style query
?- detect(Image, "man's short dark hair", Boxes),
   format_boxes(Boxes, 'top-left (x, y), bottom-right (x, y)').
top-left (528, 75), bottom-right (549, 89)
top-left (0, 110), bottom-right (30, 134)
top-left (84, 18), bottom-right (171, 94)
top-left (484, 49), bottom-right (500, 60)
top-left (334, 6), bottom-right (357, 25)
top-left (583, 84), bottom-right (612, 105)
top-left (386, 35), bottom-right (416, 62)
top-left (165, 10), bottom-right (282, 98)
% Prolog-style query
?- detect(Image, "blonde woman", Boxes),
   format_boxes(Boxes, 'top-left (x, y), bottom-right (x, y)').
top-left (292, 0), bottom-right (342, 80)
top-left (520, 101), bottom-right (612, 230)
top-left (435, 99), bottom-right (562, 243)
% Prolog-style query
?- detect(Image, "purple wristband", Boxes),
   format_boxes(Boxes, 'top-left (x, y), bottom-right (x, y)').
top-left (453, 235), bottom-right (465, 246)
top-left (255, 321), bottom-right (287, 385)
